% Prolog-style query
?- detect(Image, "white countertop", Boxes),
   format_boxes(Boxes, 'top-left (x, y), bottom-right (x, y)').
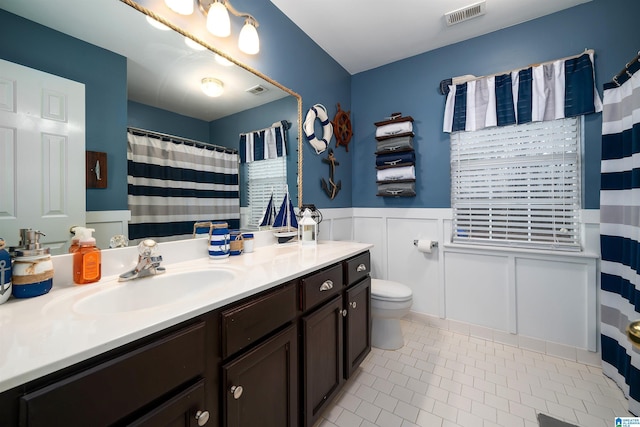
top-left (0, 239), bottom-right (372, 393)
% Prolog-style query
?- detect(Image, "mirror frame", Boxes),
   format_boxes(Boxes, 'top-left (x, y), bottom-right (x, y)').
top-left (121, 0), bottom-right (303, 208)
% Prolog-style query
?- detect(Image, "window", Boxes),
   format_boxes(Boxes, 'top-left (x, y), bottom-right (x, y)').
top-left (450, 117), bottom-right (582, 251)
top-left (246, 157), bottom-right (287, 227)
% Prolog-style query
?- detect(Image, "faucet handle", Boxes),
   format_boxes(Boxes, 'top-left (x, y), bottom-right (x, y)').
top-left (138, 239), bottom-right (159, 257)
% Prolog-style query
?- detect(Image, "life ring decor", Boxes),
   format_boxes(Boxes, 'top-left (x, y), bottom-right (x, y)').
top-left (304, 104), bottom-right (333, 154)
top-left (332, 103), bottom-right (353, 152)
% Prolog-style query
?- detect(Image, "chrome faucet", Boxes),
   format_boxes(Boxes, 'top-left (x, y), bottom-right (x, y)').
top-left (118, 239), bottom-right (166, 281)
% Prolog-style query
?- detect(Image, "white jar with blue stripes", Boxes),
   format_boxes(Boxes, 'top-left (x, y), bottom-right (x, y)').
top-left (209, 222), bottom-right (230, 260)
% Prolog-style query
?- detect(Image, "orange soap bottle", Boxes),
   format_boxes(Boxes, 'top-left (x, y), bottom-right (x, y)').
top-left (73, 228), bottom-right (101, 284)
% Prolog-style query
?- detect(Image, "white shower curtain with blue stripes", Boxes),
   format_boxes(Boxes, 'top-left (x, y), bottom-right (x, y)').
top-left (127, 131), bottom-right (240, 242)
top-left (600, 56), bottom-right (640, 416)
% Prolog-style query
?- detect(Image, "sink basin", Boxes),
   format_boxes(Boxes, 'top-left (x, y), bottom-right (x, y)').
top-left (73, 268), bottom-right (236, 315)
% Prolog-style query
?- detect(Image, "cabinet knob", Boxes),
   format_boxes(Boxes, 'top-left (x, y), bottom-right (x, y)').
top-left (342, 309), bottom-right (347, 317)
top-left (230, 385), bottom-right (244, 399)
top-left (356, 263), bottom-right (367, 272)
top-left (195, 410), bottom-right (210, 426)
top-left (350, 301), bottom-right (357, 309)
top-left (319, 280), bottom-right (334, 291)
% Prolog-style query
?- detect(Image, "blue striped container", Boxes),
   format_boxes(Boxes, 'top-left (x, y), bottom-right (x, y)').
top-left (209, 222), bottom-right (230, 260)
top-left (0, 238), bottom-right (12, 304)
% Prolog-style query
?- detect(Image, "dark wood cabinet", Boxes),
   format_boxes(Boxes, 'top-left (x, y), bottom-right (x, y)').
top-left (128, 379), bottom-right (208, 427)
top-left (0, 250), bottom-right (371, 427)
top-left (17, 320), bottom-right (215, 427)
top-left (344, 276), bottom-right (371, 379)
top-left (221, 325), bottom-right (298, 427)
top-left (301, 295), bottom-right (344, 427)
top-left (219, 281), bottom-right (298, 427)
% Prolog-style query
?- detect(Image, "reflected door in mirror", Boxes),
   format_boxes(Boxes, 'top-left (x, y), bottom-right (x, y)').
top-left (0, 59), bottom-right (86, 254)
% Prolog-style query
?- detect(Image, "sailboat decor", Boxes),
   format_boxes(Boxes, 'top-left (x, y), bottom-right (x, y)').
top-left (272, 187), bottom-right (298, 243)
top-left (259, 192), bottom-right (277, 228)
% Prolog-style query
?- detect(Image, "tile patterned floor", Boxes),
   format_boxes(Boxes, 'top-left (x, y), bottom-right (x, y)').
top-left (314, 319), bottom-right (631, 427)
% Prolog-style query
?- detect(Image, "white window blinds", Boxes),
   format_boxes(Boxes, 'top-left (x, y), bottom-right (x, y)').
top-left (450, 117), bottom-right (582, 251)
top-left (246, 157), bottom-right (287, 227)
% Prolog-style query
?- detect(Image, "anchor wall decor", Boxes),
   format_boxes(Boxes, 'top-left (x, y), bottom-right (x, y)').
top-left (321, 149), bottom-right (341, 200)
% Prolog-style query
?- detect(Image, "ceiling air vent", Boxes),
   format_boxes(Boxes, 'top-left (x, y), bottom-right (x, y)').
top-left (246, 85), bottom-right (269, 95)
top-left (445, 1), bottom-right (486, 26)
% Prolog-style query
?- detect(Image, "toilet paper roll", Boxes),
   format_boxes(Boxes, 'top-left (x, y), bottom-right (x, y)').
top-left (415, 240), bottom-right (434, 253)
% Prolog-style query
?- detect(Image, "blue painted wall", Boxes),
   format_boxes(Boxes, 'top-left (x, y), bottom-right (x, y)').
top-left (0, 9), bottom-right (128, 212)
top-left (128, 101), bottom-right (210, 142)
top-left (351, 0), bottom-right (640, 209)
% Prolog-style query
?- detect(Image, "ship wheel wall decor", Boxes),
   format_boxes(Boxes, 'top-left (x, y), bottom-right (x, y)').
top-left (332, 103), bottom-right (353, 152)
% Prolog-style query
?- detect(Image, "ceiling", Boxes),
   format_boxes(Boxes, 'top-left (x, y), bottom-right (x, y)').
top-left (270, 0), bottom-right (592, 75)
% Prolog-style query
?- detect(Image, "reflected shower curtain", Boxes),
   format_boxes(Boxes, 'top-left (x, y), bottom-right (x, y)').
top-left (127, 132), bottom-right (239, 242)
top-left (600, 58), bottom-right (640, 415)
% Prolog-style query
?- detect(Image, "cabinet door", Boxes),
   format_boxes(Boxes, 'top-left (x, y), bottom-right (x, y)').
top-left (128, 379), bottom-right (210, 427)
top-left (302, 295), bottom-right (344, 427)
top-left (344, 277), bottom-right (371, 379)
top-left (222, 324), bottom-right (297, 427)
top-left (20, 322), bottom-right (206, 427)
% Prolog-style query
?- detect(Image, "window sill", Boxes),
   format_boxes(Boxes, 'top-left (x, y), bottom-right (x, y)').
top-left (442, 242), bottom-right (599, 260)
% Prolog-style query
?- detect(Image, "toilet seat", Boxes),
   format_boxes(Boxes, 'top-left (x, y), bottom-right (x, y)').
top-left (371, 279), bottom-right (412, 302)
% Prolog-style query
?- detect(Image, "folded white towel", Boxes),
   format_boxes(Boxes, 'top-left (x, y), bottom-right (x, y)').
top-left (375, 121), bottom-right (413, 138)
top-left (377, 165), bottom-right (415, 181)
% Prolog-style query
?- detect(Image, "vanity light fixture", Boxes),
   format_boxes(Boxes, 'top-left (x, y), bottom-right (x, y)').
top-left (164, 0), bottom-right (260, 55)
top-left (165, 0), bottom-right (194, 15)
top-left (201, 77), bottom-right (224, 97)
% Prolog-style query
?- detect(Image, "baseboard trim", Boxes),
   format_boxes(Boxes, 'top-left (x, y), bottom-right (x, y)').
top-left (406, 311), bottom-right (601, 367)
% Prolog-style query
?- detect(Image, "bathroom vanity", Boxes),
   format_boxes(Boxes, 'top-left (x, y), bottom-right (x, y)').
top-left (0, 240), bottom-right (371, 427)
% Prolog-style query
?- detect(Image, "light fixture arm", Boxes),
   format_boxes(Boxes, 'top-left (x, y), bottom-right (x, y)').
top-left (197, 0), bottom-right (259, 28)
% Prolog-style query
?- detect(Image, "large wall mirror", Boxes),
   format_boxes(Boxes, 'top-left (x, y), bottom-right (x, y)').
top-left (0, 0), bottom-right (302, 248)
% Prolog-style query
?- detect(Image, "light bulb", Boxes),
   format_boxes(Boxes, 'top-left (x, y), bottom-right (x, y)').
top-left (165, 0), bottom-right (193, 15)
top-left (201, 78), bottom-right (224, 97)
top-left (207, 1), bottom-right (231, 37)
top-left (238, 19), bottom-right (259, 54)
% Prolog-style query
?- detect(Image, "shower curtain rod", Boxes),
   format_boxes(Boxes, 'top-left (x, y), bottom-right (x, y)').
top-left (240, 120), bottom-right (290, 136)
top-left (612, 51), bottom-right (640, 86)
top-left (127, 127), bottom-right (237, 154)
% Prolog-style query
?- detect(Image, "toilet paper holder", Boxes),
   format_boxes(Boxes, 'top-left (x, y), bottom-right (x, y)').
top-left (413, 240), bottom-right (438, 249)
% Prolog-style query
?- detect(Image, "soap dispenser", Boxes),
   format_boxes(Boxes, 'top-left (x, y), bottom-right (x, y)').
top-left (11, 229), bottom-right (54, 298)
top-left (69, 226), bottom-right (86, 253)
top-left (73, 228), bottom-right (101, 284)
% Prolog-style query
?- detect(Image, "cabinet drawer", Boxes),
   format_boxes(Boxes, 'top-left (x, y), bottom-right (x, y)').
top-left (221, 283), bottom-right (297, 359)
top-left (300, 264), bottom-right (343, 311)
top-left (20, 321), bottom-right (206, 427)
top-left (343, 252), bottom-right (370, 286)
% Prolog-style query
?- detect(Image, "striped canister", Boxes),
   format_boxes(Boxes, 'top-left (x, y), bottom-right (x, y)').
top-left (208, 222), bottom-right (230, 259)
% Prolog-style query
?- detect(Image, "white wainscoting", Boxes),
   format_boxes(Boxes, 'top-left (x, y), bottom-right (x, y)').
top-left (319, 207), bottom-right (601, 365)
top-left (86, 210), bottom-right (131, 249)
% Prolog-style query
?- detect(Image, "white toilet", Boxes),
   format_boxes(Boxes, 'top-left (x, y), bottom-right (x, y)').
top-left (370, 279), bottom-right (413, 350)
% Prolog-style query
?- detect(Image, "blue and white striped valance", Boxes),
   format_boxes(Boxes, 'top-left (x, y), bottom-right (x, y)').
top-left (239, 120), bottom-right (289, 163)
top-left (443, 51), bottom-right (603, 133)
